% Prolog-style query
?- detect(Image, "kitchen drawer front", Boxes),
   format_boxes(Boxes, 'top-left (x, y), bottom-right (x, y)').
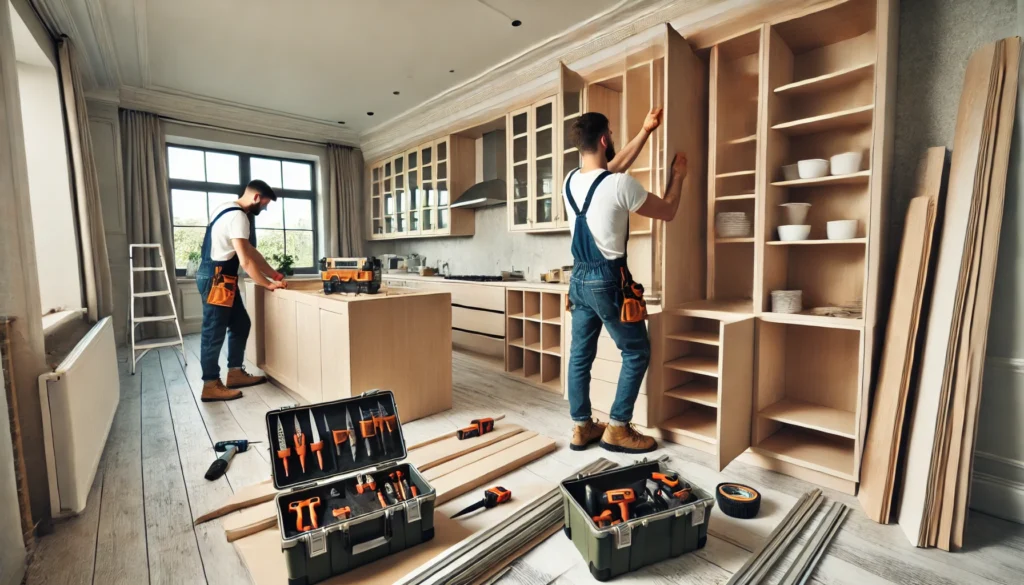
top-left (591, 358), bottom-right (648, 394)
top-left (449, 284), bottom-right (505, 312)
top-left (596, 335), bottom-right (621, 362)
top-left (452, 306), bottom-right (504, 337)
top-left (452, 329), bottom-right (505, 359)
top-left (590, 379), bottom-right (649, 427)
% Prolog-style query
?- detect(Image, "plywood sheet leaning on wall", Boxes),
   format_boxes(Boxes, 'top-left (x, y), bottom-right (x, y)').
top-left (857, 148), bottom-right (945, 524)
top-left (897, 37), bottom-right (1021, 549)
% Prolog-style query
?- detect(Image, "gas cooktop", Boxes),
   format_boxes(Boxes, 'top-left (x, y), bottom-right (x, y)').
top-left (444, 275), bottom-right (504, 282)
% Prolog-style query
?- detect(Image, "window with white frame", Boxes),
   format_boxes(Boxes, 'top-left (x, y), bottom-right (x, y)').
top-left (167, 145), bottom-right (317, 275)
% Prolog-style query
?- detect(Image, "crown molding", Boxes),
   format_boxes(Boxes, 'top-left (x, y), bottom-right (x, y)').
top-left (119, 85), bottom-right (358, 146)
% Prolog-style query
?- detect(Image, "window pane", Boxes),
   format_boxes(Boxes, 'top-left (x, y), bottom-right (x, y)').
top-left (513, 165), bottom-right (528, 200)
top-left (437, 141), bottom-right (447, 161)
top-left (536, 103), bottom-right (552, 127)
top-left (205, 152), bottom-right (240, 184)
top-left (255, 198), bottom-right (284, 228)
top-left (173, 227), bottom-right (205, 269)
top-left (250, 158), bottom-right (282, 188)
top-left (171, 189), bottom-right (208, 226)
top-left (286, 231), bottom-right (314, 267)
top-left (207, 192), bottom-right (237, 218)
top-left (283, 161), bottom-right (312, 191)
top-left (256, 229), bottom-right (285, 262)
top-left (284, 198), bottom-right (313, 229)
top-left (536, 129), bottom-right (552, 157)
top-left (537, 158), bottom-right (553, 196)
top-left (168, 147), bottom-right (205, 181)
top-left (394, 157), bottom-right (404, 174)
top-left (421, 147), bottom-right (432, 165)
top-left (536, 197), bottom-right (552, 223)
top-left (408, 152), bottom-right (417, 169)
top-left (512, 113), bottom-right (527, 136)
top-left (438, 181), bottom-right (448, 206)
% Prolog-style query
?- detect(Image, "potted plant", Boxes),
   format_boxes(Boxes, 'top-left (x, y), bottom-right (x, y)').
top-left (270, 253), bottom-right (296, 277)
top-left (185, 251), bottom-right (202, 278)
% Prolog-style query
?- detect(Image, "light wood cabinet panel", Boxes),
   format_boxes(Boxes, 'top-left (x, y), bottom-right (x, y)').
top-left (452, 307), bottom-right (504, 337)
top-left (452, 330), bottom-right (504, 359)
top-left (717, 317), bottom-right (755, 470)
top-left (262, 291), bottom-right (298, 389)
top-left (294, 300), bottom-right (323, 404)
top-left (243, 280), bottom-right (264, 366)
top-left (319, 309), bottom-right (352, 402)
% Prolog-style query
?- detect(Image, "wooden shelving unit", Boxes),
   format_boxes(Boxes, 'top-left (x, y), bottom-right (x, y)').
top-left (770, 170), bottom-right (871, 187)
top-left (505, 289), bottom-right (565, 394)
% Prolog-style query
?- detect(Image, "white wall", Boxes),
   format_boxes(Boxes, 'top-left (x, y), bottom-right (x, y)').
top-left (0, 358), bottom-right (26, 585)
top-left (16, 61), bottom-right (82, 314)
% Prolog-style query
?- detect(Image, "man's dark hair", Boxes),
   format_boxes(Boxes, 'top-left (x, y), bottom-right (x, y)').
top-left (246, 179), bottom-right (277, 201)
top-left (570, 112), bottom-right (610, 154)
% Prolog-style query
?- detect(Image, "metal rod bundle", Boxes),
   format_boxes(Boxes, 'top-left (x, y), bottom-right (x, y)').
top-left (726, 489), bottom-right (823, 585)
top-left (780, 501), bottom-right (849, 585)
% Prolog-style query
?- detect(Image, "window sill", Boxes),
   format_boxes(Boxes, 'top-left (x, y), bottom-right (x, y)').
top-left (42, 308), bottom-right (86, 335)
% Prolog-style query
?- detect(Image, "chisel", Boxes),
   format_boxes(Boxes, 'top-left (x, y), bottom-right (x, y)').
top-left (309, 410), bottom-right (324, 471)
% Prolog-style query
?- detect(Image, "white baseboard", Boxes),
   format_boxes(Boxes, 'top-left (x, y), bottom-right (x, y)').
top-left (970, 472), bottom-right (1024, 525)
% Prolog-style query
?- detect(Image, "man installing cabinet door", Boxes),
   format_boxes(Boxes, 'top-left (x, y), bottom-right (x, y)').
top-left (564, 108), bottom-right (688, 453)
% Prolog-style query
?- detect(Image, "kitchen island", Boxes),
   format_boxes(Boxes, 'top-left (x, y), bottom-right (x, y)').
top-left (243, 279), bottom-right (452, 421)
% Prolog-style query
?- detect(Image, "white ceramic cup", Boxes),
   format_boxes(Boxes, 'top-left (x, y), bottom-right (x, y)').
top-left (830, 152), bottom-right (863, 176)
top-left (782, 163), bottom-right (800, 181)
top-left (826, 219), bottom-right (858, 240)
top-left (797, 159), bottom-right (829, 179)
top-left (777, 224), bottom-right (811, 241)
top-left (779, 202), bottom-right (811, 225)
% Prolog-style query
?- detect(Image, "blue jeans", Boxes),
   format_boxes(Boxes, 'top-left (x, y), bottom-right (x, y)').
top-left (197, 277), bottom-right (250, 382)
top-left (567, 275), bottom-right (651, 423)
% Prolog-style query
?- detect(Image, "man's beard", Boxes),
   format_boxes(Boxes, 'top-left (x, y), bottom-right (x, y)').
top-left (605, 143), bottom-right (616, 162)
top-left (243, 202), bottom-right (262, 216)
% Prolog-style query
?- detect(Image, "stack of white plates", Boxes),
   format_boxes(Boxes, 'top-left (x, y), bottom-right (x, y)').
top-left (716, 212), bottom-right (751, 238)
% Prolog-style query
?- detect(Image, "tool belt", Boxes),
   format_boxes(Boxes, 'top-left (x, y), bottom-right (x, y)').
top-left (619, 267), bottom-right (647, 323)
top-left (207, 266), bottom-right (238, 308)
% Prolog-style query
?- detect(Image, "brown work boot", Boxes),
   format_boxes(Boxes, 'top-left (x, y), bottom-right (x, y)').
top-left (226, 367), bottom-right (267, 388)
top-left (600, 423), bottom-right (657, 454)
top-left (570, 418), bottom-right (607, 451)
top-left (201, 380), bottom-right (243, 402)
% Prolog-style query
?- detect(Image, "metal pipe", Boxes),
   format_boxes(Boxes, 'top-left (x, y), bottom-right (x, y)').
top-left (726, 489), bottom-right (820, 585)
top-left (779, 502), bottom-right (844, 585)
top-left (795, 506), bottom-right (848, 585)
top-left (744, 491), bottom-right (824, 585)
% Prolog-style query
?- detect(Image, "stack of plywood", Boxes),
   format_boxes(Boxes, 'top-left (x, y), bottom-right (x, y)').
top-left (857, 147), bottom-right (946, 524)
top-left (897, 37), bottom-right (1021, 550)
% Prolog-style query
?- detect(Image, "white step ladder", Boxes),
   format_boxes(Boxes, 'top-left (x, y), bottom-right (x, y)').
top-left (128, 243), bottom-right (185, 374)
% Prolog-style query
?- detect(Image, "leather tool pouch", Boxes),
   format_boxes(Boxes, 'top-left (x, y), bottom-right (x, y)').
top-left (207, 267), bottom-right (238, 308)
top-left (619, 267), bottom-right (647, 323)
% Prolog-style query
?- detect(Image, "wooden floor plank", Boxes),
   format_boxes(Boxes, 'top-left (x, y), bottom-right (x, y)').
top-left (139, 353), bottom-right (207, 584)
top-left (157, 349), bottom-right (250, 584)
top-left (93, 358), bottom-right (150, 585)
top-left (25, 468), bottom-right (103, 585)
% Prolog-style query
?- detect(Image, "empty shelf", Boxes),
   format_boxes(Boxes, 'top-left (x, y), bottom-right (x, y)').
top-left (772, 105), bottom-right (874, 135)
top-left (666, 331), bottom-right (719, 346)
top-left (716, 170), bottom-right (756, 178)
top-left (753, 426), bottom-right (854, 479)
top-left (759, 399), bottom-right (855, 439)
top-left (665, 380), bottom-right (718, 407)
top-left (767, 238), bottom-right (866, 246)
top-left (774, 63), bottom-right (875, 95)
top-left (668, 299), bottom-right (753, 319)
top-left (661, 409), bottom-right (717, 444)
top-left (717, 193), bottom-right (756, 201)
top-left (525, 342), bottom-right (542, 352)
top-left (717, 237), bottom-right (755, 244)
top-left (759, 311), bottom-right (863, 330)
top-left (665, 356), bottom-right (718, 377)
top-left (771, 170), bottom-right (871, 187)
top-left (508, 338), bottom-right (525, 347)
top-left (725, 134), bottom-right (757, 145)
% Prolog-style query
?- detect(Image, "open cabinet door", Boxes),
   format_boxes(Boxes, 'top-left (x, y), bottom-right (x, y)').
top-left (717, 317), bottom-right (754, 470)
top-left (559, 63), bottom-right (585, 228)
top-left (661, 24), bottom-right (707, 309)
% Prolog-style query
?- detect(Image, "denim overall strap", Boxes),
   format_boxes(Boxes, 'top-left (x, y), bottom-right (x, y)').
top-left (565, 170), bottom-right (619, 280)
top-left (196, 207), bottom-right (252, 279)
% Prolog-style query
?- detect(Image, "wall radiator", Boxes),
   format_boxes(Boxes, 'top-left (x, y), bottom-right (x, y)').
top-left (37, 316), bottom-right (118, 516)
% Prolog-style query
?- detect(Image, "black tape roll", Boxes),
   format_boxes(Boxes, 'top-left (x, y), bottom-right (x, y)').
top-left (715, 482), bottom-right (761, 519)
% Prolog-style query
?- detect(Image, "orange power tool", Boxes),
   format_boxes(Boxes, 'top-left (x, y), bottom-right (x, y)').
top-left (292, 414), bottom-right (308, 473)
top-left (652, 471), bottom-right (692, 501)
top-left (456, 418), bottom-right (495, 440)
top-left (600, 488), bottom-right (637, 522)
top-left (592, 509), bottom-right (622, 528)
top-left (288, 497), bottom-right (321, 532)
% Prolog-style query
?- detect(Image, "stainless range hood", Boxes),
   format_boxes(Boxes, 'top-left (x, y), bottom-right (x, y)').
top-left (451, 129), bottom-right (506, 209)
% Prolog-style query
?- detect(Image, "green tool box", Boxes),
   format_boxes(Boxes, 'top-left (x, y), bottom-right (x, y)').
top-left (266, 390), bottom-right (435, 585)
top-left (560, 458), bottom-right (713, 581)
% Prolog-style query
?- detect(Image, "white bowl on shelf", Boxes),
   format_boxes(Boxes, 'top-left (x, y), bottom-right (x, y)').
top-left (782, 163), bottom-right (800, 181)
top-left (777, 224), bottom-right (811, 241)
top-left (830, 152), bottom-right (863, 176)
top-left (797, 158), bottom-right (829, 179)
top-left (779, 202), bottom-right (811, 225)
top-left (771, 290), bottom-right (803, 314)
top-left (826, 219), bottom-right (858, 240)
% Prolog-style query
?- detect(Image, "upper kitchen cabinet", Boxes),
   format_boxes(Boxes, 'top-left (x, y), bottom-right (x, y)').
top-left (367, 135), bottom-right (475, 240)
top-left (507, 96), bottom-right (566, 232)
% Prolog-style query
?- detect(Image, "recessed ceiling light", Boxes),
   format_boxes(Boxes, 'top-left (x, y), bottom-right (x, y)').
top-left (449, 69), bottom-right (455, 73)
top-left (393, 91), bottom-right (400, 95)
top-left (367, 112), bottom-right (375, 116)
top-left (511, 19), bottom-right (522, 27)
top-left (337, 121), bottom-right (346, 124)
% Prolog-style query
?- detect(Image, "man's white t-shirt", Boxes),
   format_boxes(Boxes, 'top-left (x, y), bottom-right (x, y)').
top-left (209, 202), bottom-right (251, 261)
top-left (564, 169), bottom-right (649, 260)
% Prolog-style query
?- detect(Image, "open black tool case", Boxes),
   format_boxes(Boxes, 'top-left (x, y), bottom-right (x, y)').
top-left (266, 390), bottom-right (436, 585)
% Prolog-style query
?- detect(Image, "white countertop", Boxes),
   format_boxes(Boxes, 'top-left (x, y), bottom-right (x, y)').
top-left (383, 272), bottom-right (570, 292)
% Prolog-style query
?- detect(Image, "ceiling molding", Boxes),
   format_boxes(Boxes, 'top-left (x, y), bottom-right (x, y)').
top-left (33, 0), bottom-right (100, 87)
top-left (132, 0), bottom-right (149, 87)
top-left (82, 0), bottom-right (119, 86)
top-left (119, 85), bottom-right (358, 146)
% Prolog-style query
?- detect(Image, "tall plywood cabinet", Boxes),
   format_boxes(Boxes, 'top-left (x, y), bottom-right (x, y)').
top-left (658, 0), bottom-right (895, 494)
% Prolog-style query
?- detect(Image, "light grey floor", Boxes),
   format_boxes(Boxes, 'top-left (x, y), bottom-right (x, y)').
top-left (23, 334), bottom-right (1024, 585)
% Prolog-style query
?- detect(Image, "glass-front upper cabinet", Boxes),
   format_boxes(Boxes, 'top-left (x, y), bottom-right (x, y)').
top-left (370, 165), bottom-right (382, 236)
top-left (507, 96), bottom-right (563, 232)
top-left (436, 137), bottom-right (451, 233)
top-left (393, 154), bottom-right (406, 234)
top-left (383, 160), bottom-right (395, 235)
top-left (406, 148), bottom-right (421, 235)
top-left (421, 143), bottom-right (434, 233)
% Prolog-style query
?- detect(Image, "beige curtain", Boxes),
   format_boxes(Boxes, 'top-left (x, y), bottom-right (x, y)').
top-left (120, 109), bottom-right (179, 339)
top-left (57, 38), bottom-right (113, 321)
top-left (326, 144), bottom-right (365, 256)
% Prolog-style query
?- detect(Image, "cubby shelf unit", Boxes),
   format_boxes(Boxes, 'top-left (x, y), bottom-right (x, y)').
top-left (505, 289), bottom-right (565, 394)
